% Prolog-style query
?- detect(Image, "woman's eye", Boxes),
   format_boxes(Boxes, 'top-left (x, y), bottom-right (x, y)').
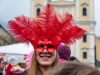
top-left (37, 44), bottom-right (44, 48)
top-left (47, 44), bottom-right (54, 48)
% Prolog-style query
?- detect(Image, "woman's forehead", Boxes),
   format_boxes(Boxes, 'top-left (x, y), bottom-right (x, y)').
top-left (38, 40), bottom-right (53, 44)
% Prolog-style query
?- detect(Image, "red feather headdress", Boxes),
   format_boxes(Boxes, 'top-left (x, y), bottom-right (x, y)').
top-left (8, 4), bottom-right (85, 52)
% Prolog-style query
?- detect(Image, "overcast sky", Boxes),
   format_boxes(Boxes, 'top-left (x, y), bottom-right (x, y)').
top-left (0, 0), bottom-right (100, 37)
top-left (0, 0), bottom-right (30, 29)
top-left (94, 0), bottom-right (100, 37)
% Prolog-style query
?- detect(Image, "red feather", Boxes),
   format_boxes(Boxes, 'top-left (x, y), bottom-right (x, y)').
top-left (60, 26), bottom-right (85, 44)
top-left (8, 15), bottom-right (41, 47)
top-left (37, 4), bottom-right (62, 39)
top-left (8, 4), bottom-right (85, 49)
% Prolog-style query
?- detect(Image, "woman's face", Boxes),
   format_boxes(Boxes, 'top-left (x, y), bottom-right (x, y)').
top-left (35, 40), bottom-right (57, 66)
top-left (36, 49), bottom-right (57, 66)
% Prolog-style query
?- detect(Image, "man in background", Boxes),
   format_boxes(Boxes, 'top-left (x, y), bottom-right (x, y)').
top-left (0, 60), bottom-right (6, 75)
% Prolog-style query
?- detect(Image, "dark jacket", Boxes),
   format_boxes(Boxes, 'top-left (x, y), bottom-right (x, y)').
top-left (20, 70), bottom-right (28, 75)
top-left (0, 72), bottom-right (2, 75)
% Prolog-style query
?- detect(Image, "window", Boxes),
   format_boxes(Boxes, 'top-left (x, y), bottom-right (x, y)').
top-left (83, 34), bottom-right (87, 42)
top-left (64, 0), bottom-right (74, 1)
top-left (83, 52), bottom-right (87, 59)
top-left (36, 4), bottom-right (41, 16)
top-left (82, 47), bottom-right (88, 59)
top-left (83, 7), bottom-right (87, 16)
top-left (51, 0), bottom-right (59, 1)
top-left (81, 3), bottom-right (88, 16)
top-left (37, 8), bottom-right (40, 16)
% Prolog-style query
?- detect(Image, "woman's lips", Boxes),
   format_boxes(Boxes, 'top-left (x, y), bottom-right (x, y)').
top-left (40, 56), bottom-right (51, 58)
top-left (40, 56), bottom-right (51, 60)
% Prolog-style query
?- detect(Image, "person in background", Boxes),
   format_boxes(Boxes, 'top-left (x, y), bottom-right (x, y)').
top-left (8, 3), bottom-right (85, 75)
top-left (70, 56), bottom-right (77, 61)
top-left (5, 56), bottom-right (25, 75)
top-left (57, 43), bottom-right (71, 63)
top-left (49, 62), bottom-right (100, 75)
top-left (0, 60), bottom-right (6, 75)
top-left (20, 51), bottom-right (34, 75)
top-left (70, 56), bottom-right (80, 63)
top-left (25, 51), bottom-right (34, 70)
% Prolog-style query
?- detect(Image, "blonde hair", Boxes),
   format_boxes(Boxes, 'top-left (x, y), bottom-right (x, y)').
top-left (28, 50), bottom-right (59, 75)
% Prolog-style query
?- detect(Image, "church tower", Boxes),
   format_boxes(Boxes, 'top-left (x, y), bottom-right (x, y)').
top-left (30, 0), bottom-right (96, 66)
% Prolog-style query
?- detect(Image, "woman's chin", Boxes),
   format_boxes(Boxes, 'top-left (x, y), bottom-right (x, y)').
top-left (39, 62), bottom-right (52, 66)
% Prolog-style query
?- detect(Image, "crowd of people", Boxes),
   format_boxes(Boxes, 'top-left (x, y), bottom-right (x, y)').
top-left (0, 4), bottom-right (100, 75)
top-left (0, 43), bottom-right (100, 75)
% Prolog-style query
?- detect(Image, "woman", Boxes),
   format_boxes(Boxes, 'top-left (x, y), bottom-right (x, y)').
top-left (22, 49), bottom-right (58, 75)
top-left (8, 4), bottom-right (85, 75)
top-left (29, 48), bottom-right (59, 75)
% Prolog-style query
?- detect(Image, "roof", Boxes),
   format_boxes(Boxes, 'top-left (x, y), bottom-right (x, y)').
top-left (0, 43), bottom-right (33, 54)
top-left (0, 24), bottom-right (13, 38)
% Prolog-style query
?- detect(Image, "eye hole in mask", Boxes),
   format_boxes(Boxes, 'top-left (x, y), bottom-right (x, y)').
top-left (36, 44), bottom-right (55, 52)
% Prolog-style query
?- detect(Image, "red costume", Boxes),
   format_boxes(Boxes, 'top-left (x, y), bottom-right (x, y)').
top-left (5, 56), bottom-right (24, 75)
top-left (5, 64), bottom-right (17, 75)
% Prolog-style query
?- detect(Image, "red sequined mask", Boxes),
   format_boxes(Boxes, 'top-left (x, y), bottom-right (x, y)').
top-left (36, 40), bottom-right (56, 52)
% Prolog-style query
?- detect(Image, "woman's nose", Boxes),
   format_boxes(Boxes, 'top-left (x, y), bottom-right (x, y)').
top-left (42, 48), bottom-right (48, 53)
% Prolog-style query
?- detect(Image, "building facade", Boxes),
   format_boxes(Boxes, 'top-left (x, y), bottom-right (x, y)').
top-left (30, 0), bottom-right (96, 65)
top-left (96, 37), bottom-right (100, 68)
top-left (0, 25), bottom-right (16, 46)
